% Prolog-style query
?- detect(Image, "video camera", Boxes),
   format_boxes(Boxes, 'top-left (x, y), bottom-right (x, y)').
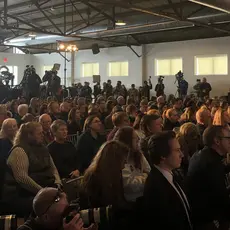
top-left (64, 199), bottom-right (113, 227)
top-left (0, 66), bottom-right (14, 85)
top-left (175, 70), bottom-right (184, 82)
top-left (158, 75), bottom-right (164, 83)
top-left (24, 65), bottom-right (36, 76)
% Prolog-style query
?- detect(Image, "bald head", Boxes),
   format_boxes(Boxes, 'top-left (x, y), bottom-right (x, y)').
top-left (33, 187), bottom-right (68, 222)
top-left (39, 114), bottom-right (52, 131)
top-left (196, 109), bottom-right (211, 126)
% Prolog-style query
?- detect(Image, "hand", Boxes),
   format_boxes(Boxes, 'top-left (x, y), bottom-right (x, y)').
top-left (63, 214), bottom-right (83, 230)
top-left (69, 170), bottom-right (80, 178)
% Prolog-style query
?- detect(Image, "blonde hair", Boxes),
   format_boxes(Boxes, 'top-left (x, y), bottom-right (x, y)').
top-left (213, 108), bottom-right (228, 126)
top-left (14, 122), bottom-right (41, 146)
top-left (147, 109), bottom-right (160, 116)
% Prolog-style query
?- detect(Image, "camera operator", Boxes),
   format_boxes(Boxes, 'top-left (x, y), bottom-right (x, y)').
top-left (140, 77), bottom-right (152, 100)
top-left (175, 71), bottom-right (188, 99)
top-left (155, 76), bottom-right (165, 97)
top-left (200, 77), bottom-right (212, 98)
top-left (193, 79), bottom-right (201, 98)
top-left (18, 187), bottom-right (97, 230)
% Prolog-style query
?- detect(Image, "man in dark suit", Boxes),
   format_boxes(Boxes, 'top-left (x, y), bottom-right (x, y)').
top-left (187, 126), bottom-right (230, 230)
top-left (141, 131), bottom-right (192, 230)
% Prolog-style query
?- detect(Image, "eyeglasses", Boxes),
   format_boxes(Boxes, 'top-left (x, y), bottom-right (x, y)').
top-left (38, 189), bottom-right (62, 217)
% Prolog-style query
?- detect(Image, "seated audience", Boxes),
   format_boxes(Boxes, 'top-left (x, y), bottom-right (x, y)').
top-left (173, 98), bottom-right (183, 117)
top-left (96, 97), bottom-right (107, 123)
top-left (59, 101), bottom-right (71, 122)
top-left (39, 114), bottom-right (54, 145)
top-left (139, 114), bottom-right (162, 164)
top-left (117, 96), bottom-right (125, 107)
top-left (176, 123), bottom-right (200, 176)
top-left (126, 104), bottom-right (137, 126)
top-left (107, 112), bottom-right (129, 141)
top-left (0, 118), bottom-right (18, 197)
top-left (104, 105), bottom-right (123, 130)
top-left (141, 131), bottom-right (192, 230)
top-left (67, 107), bottom-right (82, 135)
top-left (48, 120), bottom-right (80, 179)
top-left (213, 107), bottom-right (230, 127)
top-left (0, 104), bottom-right (8, 128)
top-left (163, 108), bottom-right (180, 131)
top-left (18, 187), bottom-right (95, 230)
top-left (114, 126), bottom-right (150, 201)
top-left (1, 122), bottom-right (61, 216)
top-left (21, 113), bottom-right (36, 124)
top-left (17, 104), bottom-right (28, 125)
top-left (105, 100), bottom-right (115, 115)
top-left (28, 97), bottom-right (40, 117)
top-left (133, 111), bottom-right (145, 139)
top-left (82, 141), bottom-right (132, 217)
top-left (187, 126), bottom-right (230, 229)
top-left (9, 99), bottom-right (19, 119)
top-left (39, 103), bottom-right (48, 116)
top-left (139, 99), bottom-right (148, 114)
top-left (180, 107), bottom-right (196, 125)
top-left (48, 101), bottom-right (60, 122)
top-left (196, 108), bottom-right (211, 137)
top-left (77, 115), bottom-right (105, 173)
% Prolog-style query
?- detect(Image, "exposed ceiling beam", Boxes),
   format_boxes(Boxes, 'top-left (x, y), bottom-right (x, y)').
top-left (81, 0), bottom-right (116, 23)
top-left (188, 0), bottom-right (230, 14)
top-left (30, 0), bottom-right (64, 34)
top-left (69, 0), bottom-right (88, 24)
top-left (7, 13), bottom-right (47, 33)
top-left (87, 0), bottom-right (230, 35)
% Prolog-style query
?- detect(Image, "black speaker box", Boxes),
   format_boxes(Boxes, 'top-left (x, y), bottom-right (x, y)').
top-left (92, 44), bottom-right (100, 55)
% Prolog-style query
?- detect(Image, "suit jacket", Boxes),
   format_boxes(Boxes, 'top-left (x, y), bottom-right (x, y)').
top-left (186, 147), bottom-right (230, 226)
top-left (140, 166), bottom-right (191, 230)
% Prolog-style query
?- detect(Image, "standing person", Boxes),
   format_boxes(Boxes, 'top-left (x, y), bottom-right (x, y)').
top-left (48, 120), bottom-right (80, 179)
top-left (141, 77), bottom-right (152, 101)
top-left (141, 131), bottom-right (192, 230)
top-left (80, 82), bottom-right (92, 101)
top-left (128, 84), bottom-right (139, 104)
top-left (187, 126), bottom-right (230, 229)
top-left (105, 79), bottom-right (113, 99)
top-left (93, 82), bottom-right (101, 99)
top-left (155, 76), bottom-right (165, 97)
top-left (200, 77), bottom-right (212, 98)
top-left (76, 115), bottom-right (106, 173)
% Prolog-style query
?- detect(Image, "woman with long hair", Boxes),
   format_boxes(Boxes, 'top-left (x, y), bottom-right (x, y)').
top-left (114, 126), bottom-right (150, 202)
top-left (180, 107), bottom-right (197, 125)
top-left (213, 107), bottom-right (230, 126)
top-left (76, 115), bottom-right (106, 173)
top-left (82, 140), bottom-right (129, 208)
top-left (1, 122), bottom-right (61, 216)
top-left (67, 107), bottom-right (82, 135)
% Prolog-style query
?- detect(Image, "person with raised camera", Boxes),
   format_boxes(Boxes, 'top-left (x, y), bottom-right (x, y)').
top-left (18, 187), bottom-right (97, 230)
top-left (155, 76), bottom-right (165, 97)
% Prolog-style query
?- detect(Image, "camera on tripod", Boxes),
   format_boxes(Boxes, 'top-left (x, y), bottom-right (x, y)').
top-left (0, 66), bottom-right (14, 85)
top-left (175, 70), bottom-right (183, 82)
top-left (158, 75), bottom-right (164, 83)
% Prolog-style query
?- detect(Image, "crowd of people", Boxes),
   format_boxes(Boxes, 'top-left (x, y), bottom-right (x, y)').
top-left (0, 77), bottom-right (230, 230)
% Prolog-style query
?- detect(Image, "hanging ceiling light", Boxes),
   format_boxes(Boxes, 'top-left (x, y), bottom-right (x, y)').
top-left (58, 43), bottom-right (78, 52)
top-left (115, 20), bottom-right (126, 26)
top-left (28, 32), bottom-right (37, 38)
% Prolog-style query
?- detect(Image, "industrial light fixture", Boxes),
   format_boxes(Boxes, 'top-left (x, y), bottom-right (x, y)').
top-left (115, 20), bottom-right (126, 26)
top-left (58, 43), bottom-right (78, 52)
top-left (188, 0), bottom-right (230, 14)
top-left (28, 32), bottom-right (37, 38)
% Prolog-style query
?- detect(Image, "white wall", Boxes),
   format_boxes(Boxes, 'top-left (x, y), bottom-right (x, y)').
top-left (75, 46), bottom-right (143, 88)
top-left (29, 36), bottom-right (230, 97)
top-left (145, 37), bottom-right (230, 97)
top-left (0, 52), bottom-right (36, 84)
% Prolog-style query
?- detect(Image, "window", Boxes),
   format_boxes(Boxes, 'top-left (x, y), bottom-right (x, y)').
top-left (82, 63), bottom-right (99, 77)
top-left (108, 61), bottom-right (129, 77)
top-left (155, 58), bottom-right (183, 76)
top-left (0, 65), bottom-right (18, 85)
top-left (13, 47), bottom-right (25, 54)
top-left (195, 55), bottom-right (228, 75)
top-left (43, 66), bottom-right (53, 72)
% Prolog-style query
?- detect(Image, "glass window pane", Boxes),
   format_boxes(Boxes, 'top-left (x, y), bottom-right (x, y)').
top-left (157, 59), bottom-right (170, 76)
top-left (83, 63), bottom-right (93, 77)
top-left (171, 59), bottom-right (183, 75)
top-left (93, 63), bottom-right (99, 75)
top-left (109, 62), bottom-right (121, 77)
top-left (196, 57), bottom-right (213, 75)
top-left (121, 62), bottom-right (129, 76)
top-left (214, 56), bottom-right (228, 75)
